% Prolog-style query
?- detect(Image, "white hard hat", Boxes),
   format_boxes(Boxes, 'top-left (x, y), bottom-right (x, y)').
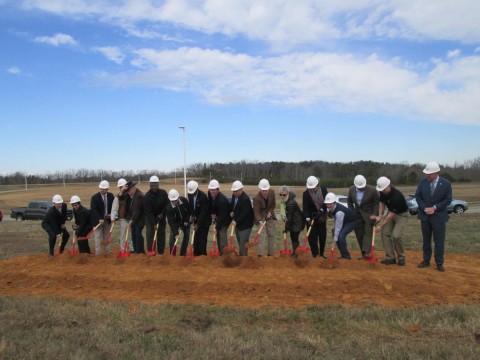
top-left (149, 175), bottom-right (159, 183)
top-left (187, 180), bottom-right (199, 194)
top-left (52, 194), bottom-right (63, 204)
top-left (258, 178), bottom-right (270, 191)
top-left (117, 178), bottom-right (127, 188)
top-left (99, 180), bottom-right (109, 189)
top-left (231, 180), bottom-right (243, 191)
top-left (423, 162), bottom-right (441, 174)
top-left (376, 176), bottom-right (391, 191)
top-left (306, 176), bottom-right (319, 189)
top-left (70, 195), bottom-right (81, 204)
top-left (324, 192), bottom-right (337, 204)
top-left (208, 179), bottom-right (220, 189)
top-left (168, 189), bottom-right (180, 201)
top-left (354, 175), bottom-right (367, 188)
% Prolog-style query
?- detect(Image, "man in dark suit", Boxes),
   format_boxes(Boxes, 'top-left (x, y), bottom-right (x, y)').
top-left (42, 194), bottom-right (70, 257)
top-left (187, 180), bottom-right (211, 256)
top-left (126, 181), bottom-right (145, 254)
top-left (90, 180), bottom-right (114, 255)
top-left (144, 176), bottom-right (169, 254)
top-left (230, 180), bottom-right (254, 256)
top-left (415, 162), bottom-right (452, 272)
top-left (208, 179), bottom-right (232, 255)
top-left (347, 175), bottom-right (379, 259)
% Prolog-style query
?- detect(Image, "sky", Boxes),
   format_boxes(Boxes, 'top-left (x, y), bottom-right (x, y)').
top-left (1, 0), bottom-right (479, 176)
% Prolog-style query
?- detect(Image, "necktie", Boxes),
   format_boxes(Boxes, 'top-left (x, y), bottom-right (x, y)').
top-left (103, 195), bottom-right (108, 216)
top-left (430, 181), bottom-right (435, 196)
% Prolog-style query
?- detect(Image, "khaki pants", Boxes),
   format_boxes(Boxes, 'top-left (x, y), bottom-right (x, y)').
top-left (256, 219), bottom-right (275, 256)
top-left (94, 222), bottom-right (112, 255)
top-left (381, 212), bottom-right (408, 261)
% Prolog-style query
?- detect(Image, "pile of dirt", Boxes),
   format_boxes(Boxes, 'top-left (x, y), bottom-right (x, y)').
top-left (1, 249), bottom-right (479, 308)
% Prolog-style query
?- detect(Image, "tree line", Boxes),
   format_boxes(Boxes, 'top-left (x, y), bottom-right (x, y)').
top-left (2, 158), bottom-right (479, 187)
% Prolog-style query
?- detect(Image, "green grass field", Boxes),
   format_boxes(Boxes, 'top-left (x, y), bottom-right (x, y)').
top-left (1, 182), bottom-right (480, 359)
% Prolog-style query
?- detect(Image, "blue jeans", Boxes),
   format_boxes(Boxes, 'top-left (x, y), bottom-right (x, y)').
top-left (336, 221), bottom-right (358, 258)
top-left (131, 223), bottom-right (145, 254)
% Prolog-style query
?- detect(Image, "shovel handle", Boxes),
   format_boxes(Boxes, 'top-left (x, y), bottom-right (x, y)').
top-left (305, 219), bottom-right (315, 237)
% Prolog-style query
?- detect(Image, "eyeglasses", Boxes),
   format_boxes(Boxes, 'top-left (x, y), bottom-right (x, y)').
top-left (279, 194), bottom-right (287, 197)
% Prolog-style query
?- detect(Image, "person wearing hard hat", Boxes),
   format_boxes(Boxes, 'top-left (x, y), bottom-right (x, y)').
top-left (207, 179), bottom-right (232, 255)
top-left (70, 195), bottom-right (92, 254)
top-left (278, 185), bottom-right (305, 257)
top-left (347, 175), bottom-right (380, 259)
top-left (324, 192), bottom-right (358, 259)
top-left (125, 181), bottom-right (146, 254)
top-left (187, 180), bottom-right (211, 256)
top-left (111, 178), bottom-right (132, 252)
top-left (144, 176), bottom-right (169, 254)
top-left (374, 177), bottom-right (408, 266)
top-left (415, 162), bottom-right (452, 272)
top-left (253, 178), bottom-right (277, 257)
top-left (90, 180), bottom-right (115, 255)
top-left (41, 194), bottom-right (70, 258)
top-left (166, 189), bottom-right (192, 256)
top-left (230, 180), bottom-right (254, 256)
top-left (302, 176), bottom-right (329, 258)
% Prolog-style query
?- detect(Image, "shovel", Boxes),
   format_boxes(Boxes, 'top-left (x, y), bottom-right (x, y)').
top-left (117, 226), bottom-right (131, 258)
top-left (101, 221), bottom-right (115, 246)
top-left (297, 220), bottom-right (314, 254)
top-left (85, 223), bottom-right (102, 240)
top-left (185, 228), bottom-right (196, 259)
top-left (170, 231), bottom-right (181, 257)
top-left (147, 225), bottom-right (158, 257)
top-left (67, 235), bottom-right (79, 256)
top-left (224, 222), bottom-right (237, 254)
top-left (245, 221), bottom-right (266, 248)
top-left (208, 227), bottom-right (220, 256)
top-left (280, 230), bottom-right (292, 255)
top-left (364, 222), bottom-right (379, 263)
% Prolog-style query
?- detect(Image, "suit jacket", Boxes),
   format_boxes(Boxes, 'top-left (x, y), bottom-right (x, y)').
top-left (253, 189), bottom-right (277, 223)
top-left (127, 188), bottom-right (145, 225)
top-left (302, 186), bottom-right (328, 221)
top-left (347, 184), bottom-right (379, 217)
top-left (415, 176), bottom-right (452, 223)
top-left (144, 188), bottom-right (169, 225)
top-left (167, 196), bottom-right (192, 236)
top-left (90, 192), bottom-right (114, 225)
top-left (42, 203), bottom-right (68, 235)
top-left (231, 191), bottom-right (254, 231)
top-left (208, 191), bottom-right (232, 230)
top-left (73, 205), bottom-right (93, 237)
top-left (188, 190), bottom-right (211, 228)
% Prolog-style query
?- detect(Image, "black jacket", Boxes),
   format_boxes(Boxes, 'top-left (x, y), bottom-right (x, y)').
top-left (188, 190), bottom-right (211, 228)
top-left (144, 188), bottom-right (169, 224)
top-left (302, 186), bottom-right (328, 221)
top-left (231, 191), bottom-right (254, 231)
top-left (73, 205), bottom-right (93, 237)
top-left (208, 191), bottom-right (232, 229)
top-left (90, 192), bottom-right (114, 225)
top-left (167, 196), bottom-right (192, 236)
top-left (285, 192), bottom-right (305, 233)
top-left (42, 203), bottom-right (68, 235)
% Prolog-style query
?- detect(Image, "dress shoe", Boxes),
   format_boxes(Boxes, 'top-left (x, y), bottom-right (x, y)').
top-left (437, 264), bottom-right (445, 272)
top-left (398, 259), bottom-right (406, 266)
top-left (417, 261), bottom-right (430, 268)
top-left (338, 255), bottom-right (351, 260)
top-left (381, 258), bottom-right (396, 265)
top-left (320, 255), bottom-right (327, 259)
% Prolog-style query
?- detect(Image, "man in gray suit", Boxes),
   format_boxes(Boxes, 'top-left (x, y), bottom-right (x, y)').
top-left (415, 162), bottom-right (452, 272)
top-left (347, 175), bottom-right (379, 259)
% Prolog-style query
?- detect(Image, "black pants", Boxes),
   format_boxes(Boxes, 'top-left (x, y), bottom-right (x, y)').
top-left (131, 223), bottom-right (145, 254)
top-left (307, 221), bottom-right (327, 257)
top-left (290, 231), bottom-right (300, 255)
top-left (169, 226), bottom-right (190, 256)
top-left (47, 229), bottom-right (70, 256)
top-left (193, 226), bottom-right (209, 256)
top-left (145, 219), bottom-right (166, 254)
top-left (77, 238), bottom-right (91, 254)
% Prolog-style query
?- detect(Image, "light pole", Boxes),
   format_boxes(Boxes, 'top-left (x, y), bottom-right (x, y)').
top-left (179, 125), bottom-right (187, 197)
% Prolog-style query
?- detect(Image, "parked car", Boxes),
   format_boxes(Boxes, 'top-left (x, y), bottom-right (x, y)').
top-left (10, 201), bottom-right (73, 221)
top-left (405, 195), bottom-right (469, 215)
top-left (336, 195), bottom-right (348, 207)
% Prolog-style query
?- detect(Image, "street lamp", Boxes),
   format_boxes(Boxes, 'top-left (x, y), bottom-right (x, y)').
top-left (179, 125), bottom-right (187, 196)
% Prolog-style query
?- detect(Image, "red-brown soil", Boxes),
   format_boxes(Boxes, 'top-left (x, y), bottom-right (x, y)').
top-left (1, 249), bottom-right (479, 308)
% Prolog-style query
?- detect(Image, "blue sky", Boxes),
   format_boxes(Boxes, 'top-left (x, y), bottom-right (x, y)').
top-left (1, 0), bottom-right (479, 176)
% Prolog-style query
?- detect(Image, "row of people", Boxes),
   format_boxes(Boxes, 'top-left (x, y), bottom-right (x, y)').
top-left (41, 161), bottom-right (451, 271)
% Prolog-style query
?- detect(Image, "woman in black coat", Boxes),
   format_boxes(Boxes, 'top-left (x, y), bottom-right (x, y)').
top-left (278, 185), bottom-right (305, 256)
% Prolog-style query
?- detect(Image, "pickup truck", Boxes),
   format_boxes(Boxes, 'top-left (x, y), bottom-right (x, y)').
top-left (10, 201), bottom-right (73, 221)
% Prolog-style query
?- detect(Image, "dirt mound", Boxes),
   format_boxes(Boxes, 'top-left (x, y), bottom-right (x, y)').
top-left (1, 249), bottom-right (479, 308)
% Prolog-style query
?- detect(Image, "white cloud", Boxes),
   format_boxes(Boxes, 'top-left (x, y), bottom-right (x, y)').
top-left (7, 66), bottom-right (21, 74)
top-left (447, 49), bottom-right (461, 58)
top-left (93, 46), bottom-right (125, 64)
top-left (21, 1), bottom-right (480, 44)
top-left (93, 47), bottom-right (480, 125)
top-left (34, 33), bottom-right (77, 46)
